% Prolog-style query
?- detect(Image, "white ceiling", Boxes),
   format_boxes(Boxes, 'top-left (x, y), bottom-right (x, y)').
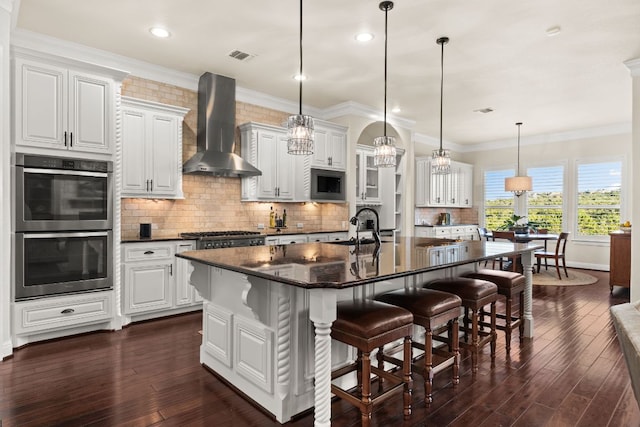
top-left (14, 0), bottom-right (640, 145)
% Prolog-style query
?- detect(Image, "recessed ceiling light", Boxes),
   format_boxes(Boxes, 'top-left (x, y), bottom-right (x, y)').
top-left (391, 107), bottom-right (401, 113)
top-left (546, 26), bottom-right (561, 37)
top-left (355, 32), bottom-right (374, 42)
top-left (293, 74), bottom-right (307, 81)
top-left (149, 27), bottom-right (171, 38)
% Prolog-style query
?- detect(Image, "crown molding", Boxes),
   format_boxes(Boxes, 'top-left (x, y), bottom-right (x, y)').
top-left (412, 131), bottom-right (463, 152)
top-left (463, 122), bottom-right (631, 153)
top-left (235, 85), bottom-right (323, 118)
top-left (625, 58), bottom-right (640, 77)
top-left (322, 101), bottom-right (416, 130)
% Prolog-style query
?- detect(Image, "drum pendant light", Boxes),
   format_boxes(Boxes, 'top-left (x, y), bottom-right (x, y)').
top-left (432, 36), bottom-right (451, 175)
top-left (505, 122), bottom-right (532, 196)
top-left (287, 0), bottom-right (314, 155)
top-left (373, 1), bottom-right (397, 167)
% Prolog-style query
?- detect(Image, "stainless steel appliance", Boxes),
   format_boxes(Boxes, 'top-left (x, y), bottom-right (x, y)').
top-left (15, 154), bottom-right (113, 231)
top-left (14, 154), bottom-right (114, 300)
top-left (180, 231), bottom-right (266, 249)
top-left (310, 168), bottom-right (346, 201)
top-left (14, 231), bottom-right (113, 300)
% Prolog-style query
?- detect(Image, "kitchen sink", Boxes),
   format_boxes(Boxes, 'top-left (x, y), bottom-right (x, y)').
top-left (327, 239), bottom-right (392, 246)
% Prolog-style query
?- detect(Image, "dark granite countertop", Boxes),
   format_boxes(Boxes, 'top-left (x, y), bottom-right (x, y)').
top-left (415, 224), bottom-right (479, 227)
top-left (176, 237), bottom-right (542, 289)
top-left (121, 229), bottom-right (349, 243)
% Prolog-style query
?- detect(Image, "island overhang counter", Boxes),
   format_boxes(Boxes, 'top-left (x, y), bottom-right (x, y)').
top-left (176, 237), bottom-right (541, 426)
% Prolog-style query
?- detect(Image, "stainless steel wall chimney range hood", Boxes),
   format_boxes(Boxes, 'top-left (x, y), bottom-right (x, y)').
top-left (182, 72), bottom-right (261, 177)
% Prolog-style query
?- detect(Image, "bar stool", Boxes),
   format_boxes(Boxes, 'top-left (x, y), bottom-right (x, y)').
top-left (462, 269), bottom-right (525, 354)
top-left (331, 300), bottom-right (414, 426)
top-left (424, 277), bottom-right (498, 373)
top-left (375, 288), bottom-right (462, 404)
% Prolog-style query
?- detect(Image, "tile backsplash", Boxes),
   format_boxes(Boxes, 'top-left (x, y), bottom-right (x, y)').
top-left (120, 76), bottom-right (348, 239)
top-left (414, 207), bottom-right (479, 226)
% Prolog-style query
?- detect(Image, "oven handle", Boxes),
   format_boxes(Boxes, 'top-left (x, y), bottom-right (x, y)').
top-left (22, 167), bottom-right (109, 178)
top-left (21, 231), bottom-right (110, 239)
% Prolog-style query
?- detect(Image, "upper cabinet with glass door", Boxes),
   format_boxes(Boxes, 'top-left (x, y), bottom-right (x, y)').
top-left (356, 145), bottom-right (383, 205)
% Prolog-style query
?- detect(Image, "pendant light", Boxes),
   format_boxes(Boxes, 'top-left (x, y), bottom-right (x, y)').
top-left (432, 36), bottom-right (451, 175)
top-left (373, 1), bottom-right (396, 168)
top-left (287, 0), bottom-right (314, 155)
top-left (504, 122), bottom-right (532, 196)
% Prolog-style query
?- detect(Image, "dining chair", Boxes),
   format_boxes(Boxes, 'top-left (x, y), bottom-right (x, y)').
top-left (477, 227), bottom-right (489, 241)
top-left (535, 232), bottom-right (570, 279)
top-left (490, 231), bottom-right (520, 272)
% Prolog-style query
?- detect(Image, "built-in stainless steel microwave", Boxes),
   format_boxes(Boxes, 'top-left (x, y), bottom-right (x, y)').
top-left (310, 168), bottom-right (346, 201)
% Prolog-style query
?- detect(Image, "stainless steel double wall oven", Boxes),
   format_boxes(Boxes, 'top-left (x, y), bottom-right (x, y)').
top-left (14, 154), bottom-right (113, 300)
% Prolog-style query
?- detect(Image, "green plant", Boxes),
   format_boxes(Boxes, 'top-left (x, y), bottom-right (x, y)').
top-left (498, 214), bottom-right (546, 232)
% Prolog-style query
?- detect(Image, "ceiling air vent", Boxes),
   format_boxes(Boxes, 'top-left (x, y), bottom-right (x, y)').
top-left (228, 50), bottom-right (255, 61)
top-left (474, 108), bottom-right (494, 114)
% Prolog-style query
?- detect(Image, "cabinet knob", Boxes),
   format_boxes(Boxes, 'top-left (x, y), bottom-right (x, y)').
top-left (61, 308), bottom-right (75, 314)
top-left (144, 250), bottom-right (155, 255)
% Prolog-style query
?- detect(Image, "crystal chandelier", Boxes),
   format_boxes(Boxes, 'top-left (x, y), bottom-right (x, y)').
top-left (432, 36), bottom-right (451, 175)
top-left (287, 0), bottom-right (314, 155)
top-left (504, 122), bottom-right (533, 196)
top-left (373, 1), bottom-right (396, 168)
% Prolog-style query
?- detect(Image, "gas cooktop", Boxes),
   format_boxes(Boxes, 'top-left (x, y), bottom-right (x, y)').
top-left (180, 231), bottom-right (265, 249)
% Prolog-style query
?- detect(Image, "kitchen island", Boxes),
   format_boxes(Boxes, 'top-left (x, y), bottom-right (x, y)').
top-left (177, 237), bottom-right (541, 426)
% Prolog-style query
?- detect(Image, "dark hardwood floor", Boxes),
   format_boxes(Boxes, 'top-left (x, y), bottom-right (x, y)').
top-left (1, 269), bottom-right (639, 426)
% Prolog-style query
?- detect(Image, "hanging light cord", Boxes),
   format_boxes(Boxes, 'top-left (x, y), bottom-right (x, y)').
top-left (298, 0), bottom-right (303, 115)
top-left (383, 3), bottom-right (389, 137)
top-left (516, 122), bottom-right (522, 175)
top-left (439, 39), bottom-right (444, 152)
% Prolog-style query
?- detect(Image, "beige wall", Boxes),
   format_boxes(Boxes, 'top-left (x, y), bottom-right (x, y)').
top-left (120, 76), bottom-right (348, 239)
top-left (461, 132), bottom-right (631, 270)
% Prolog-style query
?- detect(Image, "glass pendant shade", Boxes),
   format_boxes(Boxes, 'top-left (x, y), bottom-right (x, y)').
top-left (431, 148), bottom-right (451, 174)
top-left (374, 136), bottom-right (396, 167)
top-left (287, 114), bottom-right (314, 154)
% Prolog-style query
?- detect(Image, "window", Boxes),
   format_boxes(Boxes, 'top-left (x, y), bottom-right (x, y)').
top-left (484, 169), bottom-right (515, 230)
top-left (576, 161), bottom-right (622, 237)
top-left (526, 165), bottom-right (564, 233)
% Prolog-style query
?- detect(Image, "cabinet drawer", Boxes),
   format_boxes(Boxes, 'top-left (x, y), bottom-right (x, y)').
top-left (434, 228), bottom-right (451, 237)
top-left (123, 243), bottom-right (174, 262)
top-left (14, 292), bottom-right (112, 335)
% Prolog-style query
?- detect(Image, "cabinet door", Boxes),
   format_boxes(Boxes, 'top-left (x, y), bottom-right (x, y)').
top-left (275, 135), bottom-right (294, 200)
top-left (458, 163), bottom-right (473, 207)
top-left (363, 152), bottom-right (380, 202)
top-left (311, 128), bottom-right (330, 169)
top-left (68, 71), bottom-right (110, 153)
top-left (149, 114), bottom-right (179, 196)
top-left (415, 159), bottom-right (428, 207)
top-left (121, 109), bottom-right (148, 193)
top-left (328, 130), bottom-right (347, 170)
top-left (124, 262), bottom-right (173, 314)
top-left (175, 242), bottom-right (196, 306)
top-left (14, 58), bottom-right (67, 149)
top-left (429, 169), bottom-right (449, 206)
top-left (256, 131), bottom-right (279, 199)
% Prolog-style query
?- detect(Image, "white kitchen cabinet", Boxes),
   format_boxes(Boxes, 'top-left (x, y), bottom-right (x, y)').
top-left (12, 291), bottom-right (114, 345)
top-left (240, 122), bottom-right (307, 201)
top-left (175, 241), bottom-right (198, 306)
top-left (356, 146), bottom-right (382, 205)
top-left (415, 225), bottom-right (478, 241)
top-left (121, 97), bottom-right (189, 198)
top-left (308, 232), bottom-right (348, 242)
top-left (265, 234), bottom-right (308, 245)
top-left (121, 240), bottom-right (200, 322)
top-left (311, 121), bottom-right (347, 171)
top-left (12, 50), bottom-right (126, 155)
top-left (415, 158), bottom-right (473, 208)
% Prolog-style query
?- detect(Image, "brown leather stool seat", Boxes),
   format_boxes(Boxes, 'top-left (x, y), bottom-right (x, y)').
top-left (375, 288), bottom-right (462, 404)
top-left (424, 277), bottom-right (498, 373)
top-left (463, 269), bottom-right (525, 354)
top-left (331, 300), bottom-right (414, 426)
